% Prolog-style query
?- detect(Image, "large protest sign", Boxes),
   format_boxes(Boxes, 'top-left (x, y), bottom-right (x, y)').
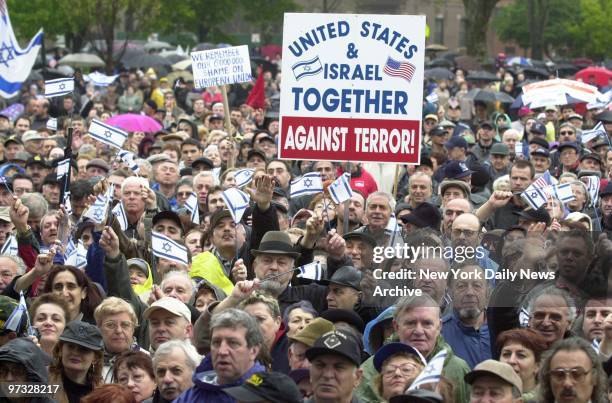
top-left (279, 13), bottom-right (425, 164)
top-left (190, 45), bottom-right (252, 89)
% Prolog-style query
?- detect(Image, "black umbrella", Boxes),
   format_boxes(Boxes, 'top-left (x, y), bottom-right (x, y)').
top-left (466, 70), bottom-right (500, 82)
top-left (123, 54), bottom-right (171, 69)
top-left (425, 67), bottom-right (454, 80)
top-left (465, 89), bottom-right (514, 104)
top-left (163, 53), bottom-right (188, 64)
top-left (427, 58), bottom-right (454, 68)
top-left (520, 66), bottom-right (549, 79)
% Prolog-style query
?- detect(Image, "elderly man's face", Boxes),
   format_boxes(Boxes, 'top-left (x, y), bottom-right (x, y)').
top-left (442, 198), bottom-right (471, 235)
top-left (148, 310), bottom-right (191, 350)
top-left (310, 355), bottom-right (362, 402)
top-left (253, 253), bottom-right (295, 292)
top-left (409, 176), bottom-right (432, 205)
top-left (550, 349), bottom-right (595, 403)
top-left (162, 277), bottom-right (193, 304)
top-left (366, 195), bottom-right (391, 230)
top-left (451, 214), bottom-right (480, 248)
top-left (0, 257), bottom-right (20, 293)
top-left (155, 347), bottom-right (195, 401)
top-left (394, 306), bottom-right (441, 357)
top-left (211, 325), bottom-right (259, 385)
top-left (602, 195), bottom-right (612, 218)
top-left (121, 182), bottom-right (145, 216)
top-left (451, 265), bottom-right (488, 322)
top-left (528, 294), bottom-right (571, 344)
top-left (194, 175), bottom-right (214, 207)
top-left (40, 215), bottom-right (59, 245)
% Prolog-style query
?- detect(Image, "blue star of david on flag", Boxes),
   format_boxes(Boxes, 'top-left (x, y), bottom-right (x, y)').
top-left (152, 232), bottom-right (189, 266)
top-left (290, 172), bottom-right (323, 198)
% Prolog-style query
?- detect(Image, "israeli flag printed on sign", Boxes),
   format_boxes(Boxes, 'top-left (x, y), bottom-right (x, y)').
top-left (112, 202), bottom-right (128, 231)
top-left (328, 172), bottom-right (353, 204)
top-left (0, 3), bottom-right (43, 98)
top-left (56, 158), bottom-right (70, 180)
top-left (296, 261), bottom-right (322, 281)
top-left (118, 150), bottom-right (140, 174)
top-left (184, 192), bottom-right (200, 224)
top-left (47, 117), bottom-right (57, 131)
top-left (290, 172), bottom-right (323, 198)
top-left (222, 188), bottom-right (250, 224)
top-left (152, 231), bottom-right (189, 266)
top-left (44, 77), bottom-right (74, 98)
top-left (408, 349), bottom-right (446, 390)
top-left (0, 235), bottom-right (18, 256)
top-left (234, 168), bottom-right (254, 188)
top-left (88, 119), bottom-right (128, 149)
top-left (291, 56), bottom-right (323, 80)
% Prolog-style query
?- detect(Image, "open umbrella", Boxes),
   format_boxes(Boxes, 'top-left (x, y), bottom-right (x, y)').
top-left (162, 53), bottom-right (188, 64)
top-left (144, 41), bottom-right (173, 52)
top-left (427, 58), bottom-right (454, 68)
top-left (425, 67), bottom-right (454, 80)
top-left (426, 44), bottom-right (448, 51)
top-left (455, 55), bottom-right (481, 71)
top-left (575, 67), bottom-right (612, 88)
top-left (466, 70), bottom-right (500, 82)
top-left (520, 78), bottom-right (604, 108)
top-left (105, 114), bottom-right (162, 133)
top-left (519, 66), bottom-right (550, 79)
top-left (123, 54), bottom-right (171, 69)
top-left (465, 89), bottom-right (514, 104)
top-left (59, 53), bottom-right (105, 68)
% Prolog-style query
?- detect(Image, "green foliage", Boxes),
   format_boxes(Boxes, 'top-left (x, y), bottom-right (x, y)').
top-left (494, 0), bottom-right (610, 59)
top-left (238, 0), bottom-right (300, 43)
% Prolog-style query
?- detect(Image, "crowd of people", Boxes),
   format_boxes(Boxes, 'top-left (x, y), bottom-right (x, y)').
top-left (0, 47), bottom-right (609, 403)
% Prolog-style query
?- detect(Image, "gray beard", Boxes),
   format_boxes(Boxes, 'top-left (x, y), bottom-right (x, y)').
top-left (457, 308), bottom-right (482, 320)
top-left (259, 280), bottom-right (285, 297)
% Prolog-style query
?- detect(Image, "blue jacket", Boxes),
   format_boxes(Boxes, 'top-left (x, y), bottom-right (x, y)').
top-left (441, 311), bottom-right (491, 369)
top-left (174, 355), bottom-right (266, 403)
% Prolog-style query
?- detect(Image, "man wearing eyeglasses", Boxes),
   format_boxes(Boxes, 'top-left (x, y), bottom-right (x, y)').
top-left (539, 337), bottom-right (605, 403)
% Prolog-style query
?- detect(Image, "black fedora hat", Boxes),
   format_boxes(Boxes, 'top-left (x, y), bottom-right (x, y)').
top-left (251, 231), bottom-right (300, 258)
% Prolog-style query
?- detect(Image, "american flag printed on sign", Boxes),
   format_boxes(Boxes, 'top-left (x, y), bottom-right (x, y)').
top-left (383, 57), bottom-right (416, 82)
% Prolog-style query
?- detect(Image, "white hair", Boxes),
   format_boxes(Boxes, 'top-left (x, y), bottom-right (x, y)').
top-left (194, 170), bottom-right (219, 186)
top-left (153, 340), bottom-right (201, 370)
top-left (121, 176), bottom-right (149, 195)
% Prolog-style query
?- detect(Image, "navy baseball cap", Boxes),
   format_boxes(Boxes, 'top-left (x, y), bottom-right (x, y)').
top-left (557, 141), bottom-right (579, 153)
top-left (530, 148), bottom-right (550, 158)
top-left (444, 136), bottom-right (468, 150)
top-left (444, 160), bottom-right (473, 179)
top-left (530, 122), bottom-right (546, 135)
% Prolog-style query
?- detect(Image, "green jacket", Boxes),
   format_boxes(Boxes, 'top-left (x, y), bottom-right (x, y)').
top-left (355, 335), bottom-right (470, 403)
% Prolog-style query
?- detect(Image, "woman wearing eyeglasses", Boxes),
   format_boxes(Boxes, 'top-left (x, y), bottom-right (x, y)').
top-left (372, 343), bottom-right (426, 402)
top-left (94, 297), bottom-right (148, 383)
top-left (497, 328), bottom-right (548, 401)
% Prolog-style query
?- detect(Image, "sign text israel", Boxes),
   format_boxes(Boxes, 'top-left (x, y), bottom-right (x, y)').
top-left (279, 14), bottom-right (425, 164)
top-left (191, 45), bottom-right (252, 88)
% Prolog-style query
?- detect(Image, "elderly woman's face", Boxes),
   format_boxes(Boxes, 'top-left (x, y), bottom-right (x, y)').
top-left (380, 355), bottom-right (423, 400)
top-left (99, 312), bottom-right (135, 354)
top-left (286, 308), bottom-right (315, 338)
top-left (242, 302), bottom-right (281, 350)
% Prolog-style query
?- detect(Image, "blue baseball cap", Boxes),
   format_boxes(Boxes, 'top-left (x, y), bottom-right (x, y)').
top-left (444, 136), bottom-right (468, 150)
top-left (373, 342), bottom-right (426, 372)
top-left (444, 161), bottom-right (473, 179)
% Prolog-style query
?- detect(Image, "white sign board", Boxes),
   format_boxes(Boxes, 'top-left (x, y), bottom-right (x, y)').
top-left (279, 13), bottom-right (426, 164)
top-left (190, 45), bottom-right (252, 89)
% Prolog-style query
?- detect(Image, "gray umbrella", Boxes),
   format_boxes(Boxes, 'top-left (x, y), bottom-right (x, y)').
top-left (465, 89), bottom-right (514, 104)
top-left (466, 70), bottom-right (500, 82)
top-left (425, 67), bottom-right (454, 80)
top-left (123, 54), bottom-right (172, 69)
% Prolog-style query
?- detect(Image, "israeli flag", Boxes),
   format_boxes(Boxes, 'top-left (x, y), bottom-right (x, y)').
top-left (328, 172), bottom-right (353, 204)
top-left (112, 202), bottom-right (128, 231)
top-left (0, 235), bottom-right (18, 256)
top-left (584, 176), bottom-right (600, 207)
top-left (56, 158), bottom-right (70, 179)
top-left (291, 56), bottom-right (323, 80)
top-left (385, 213), bottom-right (401, 247)
top-left (234, 168), bottom-right (254, 188)
top-left (88, 119), bottom-right (128, 149)
top-left (83, 190), bottom-right (110, 224)
top-left (84, 71), bottom-right (118, 87)
top-left (0, 3), bottom-right (43, 98)
top-left (152, 231), bottom-right (189, 266)
top-left (296, 261), bottom-right (322, 281)
top-left (47, 117), bottom-right (57, 131)
top-left (62, 192), bottom-right (72, 216)
top-left (408, 349), bottom-right (447, 390)
top-left (519, 307), bottom-right (530, 327)
top-left (290, 172), bottom-right (323, 198)
top-left (552, 183), bottom-right (576, 204)
top-left (65, 238), bottom-right (87, 268)
top-left (592, 338), bottom-right (601, 353)
top-left (184, 192), bottom-right (200, 224)
top-left (222, 188), bottom-right (250, 224)
top-left (426, 92), bottom-right (439, 104)
top-left (581, 122), bottom-right (606, 144)
top-left (44, 77), bottom-right (74, 98)
top-left (521, 187), bottom-right (548, 210)
top-left (3, 292), bottom-right (28, 333)
top-left (118, 150), bottom-right (140, 174)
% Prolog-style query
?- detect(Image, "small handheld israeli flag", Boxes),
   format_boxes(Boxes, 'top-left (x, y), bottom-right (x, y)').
top-left (65, 238), bottom-right (87, 268)
top-left (47, 117), bottom-right (57, 131)
top-left (62, 192), bottom-right (72, 216)
top-left (184, 192), bottom-right (200, 224)
top-left (56, 158), bottom-right (70, 180)
top-left (296, 261), bottom-right (322, 281)
top-left (88, 119), bottom-right (128, 149)
top-left (425, 92), bottom-right (439, 104)
top-left (234, 168), bottom-right (254, 188)
top-left (385, 213), bottom-right (401, 247)
top-left (521, 172), bottom-right (553, 210)
top-left (222, 188), bottom-right (250, 224)
top-left (0, 235), bottom-right (18, 256)
top-left (328, 172), bottom-right (353, 204)
top-left (44, 77), bottom-right (74, 98)
top-left (83, 190), bottom-right (110, 224)
top-left (584, 176), bottom-right (600, 207)
top-left (118, 150), bottom-right (140, 174)
top-left (292, 56), bottom-right (323, 80)
top-left (581, 122), bottom-right (606, 144)
top-left (519, 307), bottom-right (530, 327)
top-left (290, 172), bottom-right (323, 198)
top-left (152, 231), bottom-right (189, 266)
top-left (408, 349), bottom-right (447, 390)
top-left (112, 202), bottom-right (128, 231)
top-left (3, 292), bottom-right (28, 333)
top-left (592, 338), bottom-right (601, 354)
top-left (551, 183), bottom-right (576, 204)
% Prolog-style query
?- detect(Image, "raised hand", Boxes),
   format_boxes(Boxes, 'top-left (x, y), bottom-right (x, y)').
top-left (9, 196), bottom-right (29, 233)
top-left (231, 258), bottom-right (248, 282)
top-left (245, 174), bottom-right (274, 211)
top-left (99, 226), bottom-right (120, 259)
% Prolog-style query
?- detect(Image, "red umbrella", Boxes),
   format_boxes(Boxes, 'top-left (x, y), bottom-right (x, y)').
top-left (575, 66), bottom-right (612, 87)
top-left (105, 114), bottom-right (162, 133)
